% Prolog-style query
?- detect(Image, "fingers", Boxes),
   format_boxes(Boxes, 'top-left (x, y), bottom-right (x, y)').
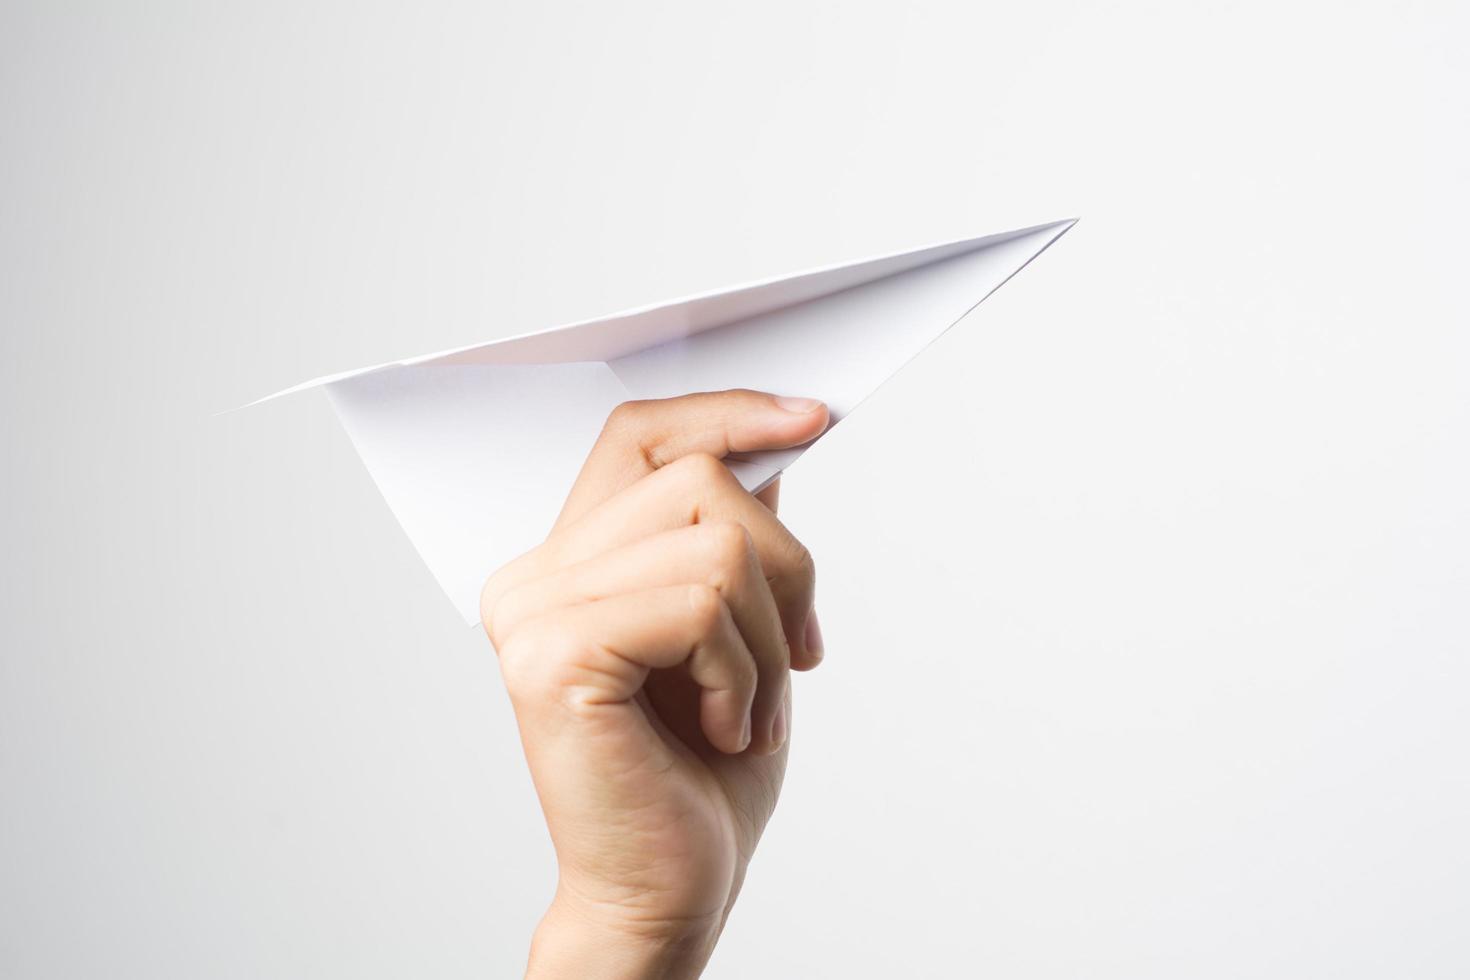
top-left (555, 390), bottom-right (828, 529)
top-left (485, 523), bottom-right (791, 753)
top-left (550, 453), bottom-right (821, 671)
top-left (480, 390), bottom-right (826, 761)
top-left (498, 585), bottom-right (758, 755)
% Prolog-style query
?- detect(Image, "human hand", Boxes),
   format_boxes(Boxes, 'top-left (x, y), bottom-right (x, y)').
top-left (480, 390), bottom-right (829, 979)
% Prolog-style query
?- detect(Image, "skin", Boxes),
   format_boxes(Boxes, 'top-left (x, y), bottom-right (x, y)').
top-left (480, 389), bottom-right (829, 980)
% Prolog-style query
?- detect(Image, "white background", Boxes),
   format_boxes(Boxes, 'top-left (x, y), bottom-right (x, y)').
top-left (2, 1), bottom-right (1466, 976)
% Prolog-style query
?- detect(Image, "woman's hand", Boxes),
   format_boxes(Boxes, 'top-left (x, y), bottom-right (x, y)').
top-left (480, 390), bottom-right (829, 980)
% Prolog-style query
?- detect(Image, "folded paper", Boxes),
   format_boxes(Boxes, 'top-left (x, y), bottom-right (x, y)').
top-left (253, 219), bottom-right (1077, 624)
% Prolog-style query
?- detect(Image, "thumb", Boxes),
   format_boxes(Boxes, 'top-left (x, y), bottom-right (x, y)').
top-left (557, 390), bottom-right (827, 528)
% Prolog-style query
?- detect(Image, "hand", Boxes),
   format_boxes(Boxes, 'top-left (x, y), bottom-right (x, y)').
top-left (480, 390), bottom-right (829, 979)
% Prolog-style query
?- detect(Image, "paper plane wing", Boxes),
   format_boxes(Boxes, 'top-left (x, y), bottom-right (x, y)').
top-left (253, 218), bottom-right (1076, 624)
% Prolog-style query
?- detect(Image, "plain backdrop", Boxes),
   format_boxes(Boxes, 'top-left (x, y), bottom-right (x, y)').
top-left (2, 1), bottom-right (1467, 977)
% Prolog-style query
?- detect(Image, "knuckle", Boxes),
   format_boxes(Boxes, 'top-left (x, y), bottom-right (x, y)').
top-left (685, 583), bottom-right (726, 631)
top-left (782, 540), bottom-right (817, 602)
top-left (788, 538), bottom-right (817, 592)
top-left (701, 521), bottom-right (754, 570)
top-left (605, 400), bottom-right (673, 468)
top-left (478, 551), bottom-right (540, 642)
top-left (496, 623), bottom-right (581, 701)
top-left (493, 633), bottom-right (540, 696)
top-left (605, 399), bottom-right (649, 429)
top-left (731, 647), bottom-right (759, 688)
top-left (479, 570), bottom-right (512, 640)
top-left (483, 585), bottom-right (529, 648)
top-left (672, 451), bottom-right (729, 486)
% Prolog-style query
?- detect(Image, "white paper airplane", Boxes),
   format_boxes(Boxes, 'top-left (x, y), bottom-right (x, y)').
top-left (253, 218), bottom-right (1077, 624)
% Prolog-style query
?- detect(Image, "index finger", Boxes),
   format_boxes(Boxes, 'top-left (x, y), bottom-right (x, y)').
top-left (554, 390), bottom-right (828, 528)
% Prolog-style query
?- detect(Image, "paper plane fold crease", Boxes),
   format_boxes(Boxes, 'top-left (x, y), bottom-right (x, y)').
top-left (253, 218), bottom-right (1077, 624)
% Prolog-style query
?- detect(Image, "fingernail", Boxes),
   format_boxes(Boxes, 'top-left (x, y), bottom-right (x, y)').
top-left (804, 610), bottom-right (824, 662)
top-left (774, 395), bottom-right (824, 414)
top-left (741, 713), bottom-right (752, 750)
top-left (770, 696), bottom-right (788, 750)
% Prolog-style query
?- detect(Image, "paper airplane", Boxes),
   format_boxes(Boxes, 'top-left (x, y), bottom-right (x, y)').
top-left (254, 218), bottom-right (1076, 624)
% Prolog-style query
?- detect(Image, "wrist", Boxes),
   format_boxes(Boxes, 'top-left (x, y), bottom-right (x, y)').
top-left (525, 891), bottom-right (721, 980)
